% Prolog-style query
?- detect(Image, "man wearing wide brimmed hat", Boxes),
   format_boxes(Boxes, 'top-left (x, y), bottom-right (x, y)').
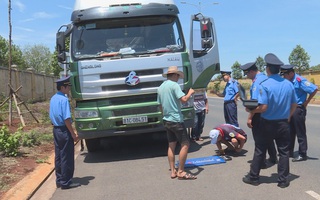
top-left (157, 66), bottom-right (196, 180)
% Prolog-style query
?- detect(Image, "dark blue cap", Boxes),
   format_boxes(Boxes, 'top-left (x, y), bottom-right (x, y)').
top-left (240, 62), bottom-right (257, 73)
top-left (221, 71), bottom-right (231, 76)
top-left (280, 64), bottom-right (294, 74)
top-left (55, 76), bottom-right (71, 86)
top-left (264, 53), bottom-right (284, 67)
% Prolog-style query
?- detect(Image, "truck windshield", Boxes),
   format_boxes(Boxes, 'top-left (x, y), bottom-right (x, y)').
top-left (71, 16), bottom-right (185, 60)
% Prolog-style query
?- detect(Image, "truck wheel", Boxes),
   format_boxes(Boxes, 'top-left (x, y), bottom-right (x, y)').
top-left (85, 138), bottom-right (101, 152)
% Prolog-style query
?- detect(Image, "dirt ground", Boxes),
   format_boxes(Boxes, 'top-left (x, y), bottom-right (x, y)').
top-left (0, 101), bottom-right (54, 199)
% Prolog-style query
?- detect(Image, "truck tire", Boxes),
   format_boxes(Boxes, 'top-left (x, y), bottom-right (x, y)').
top-left (85, 138), bottom-right (101, 152)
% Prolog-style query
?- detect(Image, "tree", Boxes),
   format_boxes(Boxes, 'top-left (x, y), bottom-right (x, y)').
top-left (231, 61), bottom-right (242, 79)
top-left (22, 44), bottom-right (52, 74)
top-left (289, 45), bottom-right (310, 74)
top-left (0, 35), bottom-right (25, 68)
top-left (255, 56), bottom-right (265, 73)
top-left (310, 64), bottom-right (320, 71)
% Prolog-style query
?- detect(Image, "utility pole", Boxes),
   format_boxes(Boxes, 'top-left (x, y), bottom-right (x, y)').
top-left (8, 0), bottom-right (12, 125)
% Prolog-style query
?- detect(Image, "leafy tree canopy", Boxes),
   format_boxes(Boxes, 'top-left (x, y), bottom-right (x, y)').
top-left (231, 61), bottom-right (242, 79)
top-left (289, 45), bottom-right (310, 74)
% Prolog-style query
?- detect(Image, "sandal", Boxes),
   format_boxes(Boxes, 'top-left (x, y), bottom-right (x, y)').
top-left (170, 170), bottom-right (177, 179)
top-left (178, 172), bottom-right (197, 180)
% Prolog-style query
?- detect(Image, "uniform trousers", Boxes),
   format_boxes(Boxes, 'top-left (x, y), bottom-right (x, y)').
top-left (251, 113), bottom-right (277, 161)
top-left (249, 118), bottom-right (290, 183)
top-left (224, 101), bottom-right (238, 127)
top-left (289, 105), bottom-right (307, 156)
top-left (53, 126), bottom-right (75, 187)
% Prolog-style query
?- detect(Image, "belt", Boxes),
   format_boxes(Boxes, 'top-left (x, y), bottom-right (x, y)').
top-left (53, 125), bottom-right (66, 128)
top-left (224, 100), bottom-right (234, 104)
top-left (261, 118), bottom-right (287, 122)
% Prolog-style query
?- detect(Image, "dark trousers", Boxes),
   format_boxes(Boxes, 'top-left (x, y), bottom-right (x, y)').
top-left (224, 101), bottom-right (238, 127)
top-left (249, 118), bottom-right (290, 183)
top-left (252, 113), bottom-right (277, 160)
top-left (191, 110), bottom-right (206, 139)
top-left (53, 126), bottom-right (75, 187)
top-left (289, 106), bottom-right (307, 156)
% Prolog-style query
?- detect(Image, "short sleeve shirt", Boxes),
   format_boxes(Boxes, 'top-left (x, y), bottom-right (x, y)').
top-left (251, 73), bottom-right (268, 100)
top-left (157, 80), bottom-right (185, 122)
top-left (292, 74), bottom-right (318, 104)
top-left (193, 92), bottom-right (207, 113)
top-left (259, 74), bottom-right (297, 120)
top-left (223, 79), bottom-right (239, 101)
top-left (214, 124), bottom-right (247, 142)
top-left (49, 91), bottom-right (72, 126)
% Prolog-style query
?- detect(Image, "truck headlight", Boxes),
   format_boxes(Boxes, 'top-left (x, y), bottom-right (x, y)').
top-left (74, 110), bottom-right (99, 118)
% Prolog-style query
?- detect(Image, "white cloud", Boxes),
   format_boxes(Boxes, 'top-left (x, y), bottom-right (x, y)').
top-left (19, 11), bottom-right (56, 22)
top-left (58, 5), bottom-right (73, 10)
top-left (33, 12), bottom-right (56, 19)
top-left (13, 0), bottom-right (25, 12)
top-left (15, 26), bottom-right (34, 32)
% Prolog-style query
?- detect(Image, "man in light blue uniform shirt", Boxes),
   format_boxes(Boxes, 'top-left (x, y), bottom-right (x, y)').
top-left (242, 53), bottom-right (297, 188)
top-left (215, 71), bottom-right (239, 127)
top-left (240, 62), bottom-right (277, 167)
top-left (49, 76), bottom-right (80, 189)
top-left (281, 64), bottom-right (318, 162)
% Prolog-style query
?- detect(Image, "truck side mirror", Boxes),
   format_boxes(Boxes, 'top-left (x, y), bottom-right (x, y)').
top-left (200, 18), bottom-right (212, 38)
top-left (56, 31), bottom-right (66, 53)
top-left (200, 18), bottom-right (213, 48)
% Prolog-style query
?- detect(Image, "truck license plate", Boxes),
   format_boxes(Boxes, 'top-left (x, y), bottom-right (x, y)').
top-left (122, 116), bottom-right (148, 124)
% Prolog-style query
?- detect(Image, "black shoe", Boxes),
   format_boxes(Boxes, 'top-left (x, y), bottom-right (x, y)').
top-left (292, 155), bottom-right (307, 162)
top-left (61, 182), bottom-right (81, 190)
top-left (277, 181), bottom-right (290, 188)
top-left (242, 175), bottom-right (259, 186)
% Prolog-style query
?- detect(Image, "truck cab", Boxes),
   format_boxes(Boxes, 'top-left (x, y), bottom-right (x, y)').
top-left (56, 0), bottom-right (220, 152)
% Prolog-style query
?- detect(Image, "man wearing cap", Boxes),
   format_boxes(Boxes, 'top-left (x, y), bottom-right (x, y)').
top-left (214, 71), bottom-right (240, 127)
top-left (242, 53), bottom-right (297, 188)
top-left (157, 66), bottom-right (196, 180)
top-left (281, 64), bottom-right (318, 162)
top-left (49, 76), bottom-right (80, 189)
top-left (240, 62), bottom-right (277, 167)
top-left (209, 124), bottom-right (247, 157)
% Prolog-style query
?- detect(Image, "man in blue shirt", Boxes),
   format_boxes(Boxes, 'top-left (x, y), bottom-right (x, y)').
top-left (214, 71), bottom-right (239, 127)
top-left (242, 53), bottom-right (297, 188)
top-left (240, 62), bottom-right (277, 167)
top-left (157, 66), bottom-right (196, 180)
top-left (281, 64), bottom-right (318, 162)
top-left (49, 76), bottom-right (80, 189)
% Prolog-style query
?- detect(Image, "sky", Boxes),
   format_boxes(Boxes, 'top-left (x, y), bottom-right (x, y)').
top-left (1, 0), bottom-right (320, 71)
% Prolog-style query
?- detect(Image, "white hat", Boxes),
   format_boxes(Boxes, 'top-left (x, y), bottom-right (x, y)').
top-left (162, 66), bottom-right (184, 79)
top-left (209, 129), bottom-right (220, 144)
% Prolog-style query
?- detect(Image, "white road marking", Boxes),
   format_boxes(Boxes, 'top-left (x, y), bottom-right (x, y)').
top-left (306, 190), bottom-right (320, 200)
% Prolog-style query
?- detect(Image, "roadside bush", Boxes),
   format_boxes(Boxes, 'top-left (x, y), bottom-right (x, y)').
top-left (0, 126), bottom-right (22, 157)
top-left (21, 130), bottom-right (41, 147)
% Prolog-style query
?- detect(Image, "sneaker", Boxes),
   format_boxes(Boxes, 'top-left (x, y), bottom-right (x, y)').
top-left (292, 155), bottom-right (307, 162)
top-left (277, 181), bottom-right (290, 188)
top-left (242, 175), bottom-right (259, 186)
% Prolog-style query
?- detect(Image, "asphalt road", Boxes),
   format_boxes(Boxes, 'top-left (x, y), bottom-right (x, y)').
top-left (31, 97), bottom-right (320, 200)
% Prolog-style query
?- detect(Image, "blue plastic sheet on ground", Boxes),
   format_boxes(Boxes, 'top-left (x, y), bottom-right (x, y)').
top-left (175, 155), bottom-right (226, 168)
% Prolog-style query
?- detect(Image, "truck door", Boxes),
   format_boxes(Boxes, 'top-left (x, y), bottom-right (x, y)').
top-left (188, 14), bottom-right (220, 89)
